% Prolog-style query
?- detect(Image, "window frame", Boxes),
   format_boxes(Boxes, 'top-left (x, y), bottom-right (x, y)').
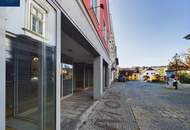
top-left (30, 3), bottom-right (46, 36)
top-left (91, 0), bottom-right (98, 17)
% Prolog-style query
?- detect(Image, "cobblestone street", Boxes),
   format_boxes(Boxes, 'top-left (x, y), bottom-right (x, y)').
top-left (79, 81), bottom-right (190, 130)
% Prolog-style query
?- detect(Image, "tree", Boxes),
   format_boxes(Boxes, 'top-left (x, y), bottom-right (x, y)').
top-left (178, 48), bottom-right (190, 69)
top-left (168, 53), bottom-right (188, 79)
top-left (168, 53), bottom-right (187, 70)
top-left (185, 48), bottom-right (190, 68)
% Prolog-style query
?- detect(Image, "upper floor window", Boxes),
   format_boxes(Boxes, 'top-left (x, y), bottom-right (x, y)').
top-left (30, 4), bottom-right (45, 36)
top-left (91, 0), bottom-right (98, 17)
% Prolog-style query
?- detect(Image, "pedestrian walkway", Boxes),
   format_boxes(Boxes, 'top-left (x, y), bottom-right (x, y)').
top-left (61, 88), bottom-right (98, 130)
top-left (79, 83), bottom-right (139, 130)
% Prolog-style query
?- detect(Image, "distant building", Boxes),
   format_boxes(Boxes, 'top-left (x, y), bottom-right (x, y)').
top-left (120, 68), bottom-right (140, 81)
top-left (140, 66), bottom-right (167, 81)
top-left (131, 71), bottom-right (140, 80)
top-left (141, 68), bottom-right (158, 81)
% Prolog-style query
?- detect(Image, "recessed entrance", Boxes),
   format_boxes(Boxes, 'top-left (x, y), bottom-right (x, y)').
top-left (60, 12), bottom-right (98, 99)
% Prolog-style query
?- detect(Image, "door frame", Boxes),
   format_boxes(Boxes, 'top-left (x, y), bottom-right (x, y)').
top-left (60, 62), bottom-right (73, 100)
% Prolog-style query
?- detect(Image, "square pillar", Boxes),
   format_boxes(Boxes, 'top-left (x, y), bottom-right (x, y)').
top-left (93, 56), bottom-right (103, 99)
top-left (107, 66), bottom-right (112, 87)
top-left (56, 10), bottom-right (61, 130)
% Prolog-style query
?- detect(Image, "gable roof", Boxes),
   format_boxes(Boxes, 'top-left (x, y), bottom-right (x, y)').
top-left (146, 67), bottom-right (155, 71)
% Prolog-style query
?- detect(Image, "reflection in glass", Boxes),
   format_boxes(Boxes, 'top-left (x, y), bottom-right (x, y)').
top-left (5, 37), bottom-right (56, 130)
top-left (44, 46), bottom-right (56, 130)
top-left (6, 38), bottom-right (42, 130)
top-left (61, 63), bottom-right (73, 97)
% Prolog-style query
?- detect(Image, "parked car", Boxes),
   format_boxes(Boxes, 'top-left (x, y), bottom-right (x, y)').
top-left (118, 75), bottom-right (126, 82)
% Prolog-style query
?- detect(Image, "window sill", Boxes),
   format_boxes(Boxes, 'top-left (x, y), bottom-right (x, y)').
top-left (23, 28), bottom-right (44, 38)
top-left (22, 28), bottom-right (48, 42)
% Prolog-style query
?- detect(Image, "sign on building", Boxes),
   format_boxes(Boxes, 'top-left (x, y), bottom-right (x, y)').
top-left (0, 0), bottom-right (20, 6)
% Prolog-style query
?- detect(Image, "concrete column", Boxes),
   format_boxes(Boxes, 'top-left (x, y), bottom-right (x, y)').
top-left (73, 64), bottom-right (76, 91)
top-left (56, 10), bottom-right (61, 130)
top-left (93, 56), bottom-right (103, 99)
top-left (107, 66), bottom-right (112, 87)
top-left (0, 9), bottom-right (6, 130)
top-left (102, 65), bottom-right (105, 90)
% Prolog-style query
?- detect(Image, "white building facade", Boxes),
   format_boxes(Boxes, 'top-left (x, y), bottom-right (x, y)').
top-left (0, 0), bottom-right (115, 130)
top-left (140, 68), bottom-right (158, 81)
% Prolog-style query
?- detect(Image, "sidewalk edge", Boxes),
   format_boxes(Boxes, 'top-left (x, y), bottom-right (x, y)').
top-left (75, 100), bottom-right (100, 130)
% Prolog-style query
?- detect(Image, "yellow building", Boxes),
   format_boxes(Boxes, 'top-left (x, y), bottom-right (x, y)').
top-left (132, 73), bottom-right (140, 80)
top-left (120, 68), bottom-right (140, 81)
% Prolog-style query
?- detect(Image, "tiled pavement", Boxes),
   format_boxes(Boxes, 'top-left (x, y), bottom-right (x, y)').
top-left (61, 82), bottom-right (190, 130)
top-left (79, 81), bottom-right (190, 130)
top-left (61, 88), bottom-right (97, 130)
top-left (123, 81), bottom-right (190, 130)
top-left (79, 83), bottom-right (140, 130)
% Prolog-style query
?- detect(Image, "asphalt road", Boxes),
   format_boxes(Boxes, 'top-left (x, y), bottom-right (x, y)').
top-left (80, 81), bottom-right (190, 130)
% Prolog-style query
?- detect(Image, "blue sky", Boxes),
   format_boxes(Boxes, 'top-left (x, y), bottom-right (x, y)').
top-left (110, 0), bottom-right (190, 67)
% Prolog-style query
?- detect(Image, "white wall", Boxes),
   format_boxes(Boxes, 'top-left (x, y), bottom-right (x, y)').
top-left (141, 70), bottom-right (157, 80)
top-left (4, 0), bottom-right (25, 35)
top-left (93, 56), bottom-right (103, 99)
top-left (45, 3), bottom-right (57, 46)
top-left (55, 9), bottom-right (61, 130)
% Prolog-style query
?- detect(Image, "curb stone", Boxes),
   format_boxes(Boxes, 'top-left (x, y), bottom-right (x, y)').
top-left (75, 100), bottom-right (100, 130)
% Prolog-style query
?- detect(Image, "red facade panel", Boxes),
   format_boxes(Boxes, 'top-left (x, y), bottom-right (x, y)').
top-left (83, 0), bottom-right (110, 50)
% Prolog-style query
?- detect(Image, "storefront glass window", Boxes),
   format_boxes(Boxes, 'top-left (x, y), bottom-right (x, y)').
top-left (5, 37), bottom-right (56, 130)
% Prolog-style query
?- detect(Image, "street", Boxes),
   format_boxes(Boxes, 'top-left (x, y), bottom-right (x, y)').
top-left (79, 81), bottom-right (190, 130)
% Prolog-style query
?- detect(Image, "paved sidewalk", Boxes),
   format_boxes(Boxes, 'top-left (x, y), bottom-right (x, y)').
top-left (79, 83), bottom-right (139, 130)
top-left (61, 88), bottom-right (98, 130)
